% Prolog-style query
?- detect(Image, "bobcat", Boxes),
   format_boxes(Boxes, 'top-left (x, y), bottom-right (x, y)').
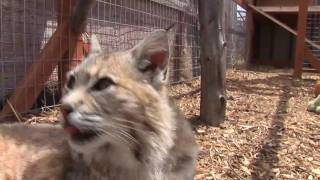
top-left (0, 29), bottom-right (198, 179)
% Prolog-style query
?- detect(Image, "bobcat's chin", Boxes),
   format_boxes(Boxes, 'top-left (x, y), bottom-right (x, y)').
top-left (64, 125), bottom-right (100, 143)
top-left (61, 111), bottom-right (103, 144)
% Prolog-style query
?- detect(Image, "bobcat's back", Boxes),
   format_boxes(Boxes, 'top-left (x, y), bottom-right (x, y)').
top-left (0, 21), bottom-right (198, 180)
top-left (0, 123), bottom-right (71, 180)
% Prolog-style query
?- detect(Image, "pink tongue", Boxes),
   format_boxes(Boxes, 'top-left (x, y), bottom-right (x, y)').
top-left (65, 126), bottom-right (80, 135)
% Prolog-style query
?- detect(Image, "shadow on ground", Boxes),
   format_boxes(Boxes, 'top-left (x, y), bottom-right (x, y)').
top-left (193, 74), bottom-right (307, 179)
top-left (249, 77), bottom-right (293, 179)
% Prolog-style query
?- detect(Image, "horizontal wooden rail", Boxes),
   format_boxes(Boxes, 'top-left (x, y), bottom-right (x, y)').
top-left (256, 6), bottom-right (320, 13)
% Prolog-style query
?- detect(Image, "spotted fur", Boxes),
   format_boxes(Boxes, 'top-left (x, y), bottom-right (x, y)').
top-left (0, 30), bottom-right (198, 180)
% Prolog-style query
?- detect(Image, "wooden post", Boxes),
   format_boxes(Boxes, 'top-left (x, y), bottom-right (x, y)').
top-left (293, 0), bottom-right (310, 78)
top-left (198, 0), bottom-right (227, 126)
top-left (245, 0), bottom-right (254, 67)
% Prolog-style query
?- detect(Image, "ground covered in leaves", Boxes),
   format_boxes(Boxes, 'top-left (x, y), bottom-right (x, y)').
top-left (24, 69), bottom-right (319, 179)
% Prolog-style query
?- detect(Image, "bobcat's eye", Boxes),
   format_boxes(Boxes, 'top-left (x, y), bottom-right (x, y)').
top-left (91, 77), bottom-right (115, 91)
top-left (67, 75), bottom-right (76, 89)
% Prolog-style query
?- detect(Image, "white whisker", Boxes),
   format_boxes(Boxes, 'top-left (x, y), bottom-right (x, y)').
top-left (117, 130), bottom-right (139, 144)
top-left (111, 122), bottom-right (146, 134)
top-left (96, 127), bottom-right (129, 145)
top-left (113, 118), bottom-right (142, 126)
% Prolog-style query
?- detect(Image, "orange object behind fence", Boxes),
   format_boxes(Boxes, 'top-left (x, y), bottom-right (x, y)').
top-left (315, 80), bottom-right (320, 96)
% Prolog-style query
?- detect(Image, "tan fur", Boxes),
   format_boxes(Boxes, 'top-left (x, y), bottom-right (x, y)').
top-left (315, 80), bottom-right (320, 96)
top-left (0, 123), bottom-right (70, 180)
top-left (0, 30), bottom-right (198, 180)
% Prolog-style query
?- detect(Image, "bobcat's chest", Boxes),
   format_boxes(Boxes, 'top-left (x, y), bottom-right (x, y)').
top-left (68, 143), bottom-right (148, 179)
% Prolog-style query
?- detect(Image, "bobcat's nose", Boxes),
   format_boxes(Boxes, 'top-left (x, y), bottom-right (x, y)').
top-left (60, 104), bottom-right (74, 119)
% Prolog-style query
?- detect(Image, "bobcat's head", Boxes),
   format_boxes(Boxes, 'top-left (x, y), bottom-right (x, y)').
top-left (60, 30), bottom-right (175, 154)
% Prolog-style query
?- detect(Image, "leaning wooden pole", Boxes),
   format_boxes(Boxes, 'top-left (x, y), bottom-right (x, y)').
top-left (198, 0), bottom-right (227, 126)
top-left (0, 0), bottom-right (93, 119)
top-left (0, 21), bottom-right (76, 118)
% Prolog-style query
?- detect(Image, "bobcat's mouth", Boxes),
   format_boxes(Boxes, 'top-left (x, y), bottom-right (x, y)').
top-left (64, 120), bottom-right (100, 142)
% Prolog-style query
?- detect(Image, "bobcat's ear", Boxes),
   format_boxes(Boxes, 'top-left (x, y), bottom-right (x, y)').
top-left (131, 30), bottom-right (170, 87)
top-left (88, 34), bottom-right (102, 56)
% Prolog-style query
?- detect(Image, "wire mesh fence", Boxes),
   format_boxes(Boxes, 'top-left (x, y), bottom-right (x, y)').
top-left (86, 0), bottom-right (201, 84)
top-left (225, 2), bottom-right (246, 68)
top-left (0, 0), bottom-right (245, 118)
top-left (306, 0), bottom-right (320, 66)
top-left (0, 0), bottom-right (59, 113)
top-left (0, 0), bottom-right (203, 117)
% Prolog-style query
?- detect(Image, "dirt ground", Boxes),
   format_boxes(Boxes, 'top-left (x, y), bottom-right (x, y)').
top-left (23, 68), bottom-right (320, 179)
top-left (170, 68), bottom-right (320, 180)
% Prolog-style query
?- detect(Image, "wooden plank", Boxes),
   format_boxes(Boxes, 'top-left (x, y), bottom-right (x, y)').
top-left (233, 0), bottom-right (320, 74)
top-left (57, 0), bottom-right (73, 24)
top-left (305, 48), bottom-right (320, 72)
top-left (57, 0), bottom-right (73, 94)
top-left (303, 68), bottom-right (320, 73)
top-left (0, 21), bottom-right (78, 118)
top-left (233, 0), bottom-right (320, 50)
top-left (294, 0), bottom-right (310, 78)
top-left (256, 0), bottom-right (299, 6)
top-left (250, 5), bottom-right (298, 35)
top-left (247, 3), bottom-right (320, 50)
top-left (272, 24), bottom-right (293, 65)
top-left (59, 36), bottom-right (87, 93)
top-left (258, 21), bottom-right (274, 61)
top-left (256, 6), bottom-right (320, 13)
top-left (0, 0), bottom-right (93, 119)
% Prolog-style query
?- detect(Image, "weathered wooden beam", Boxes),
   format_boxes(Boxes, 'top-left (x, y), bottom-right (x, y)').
top-left (294, 0), bottom-right (311, 78)
top-left (304, 48), bottom-right (320, 72)
top-left (251, 3), bottom-right (320, 50)
top-left (198, 0), bottom-right (227, 126)
top-left (57, 0), bottom-right (91, 93)
top-left (57, 0), bottom-right (73, 94)
top-left (251, 5), bottom-right (298, 35)
top-left (57, 0), bottom-right (74, 24)
top-left (256, 6), bottom-right (320, 13)
top-left (0, 21), bottom-right (78, 118)
top-left (233, 0), bottom-right (320, 50)
top-left (0, 0), bottom-right (93, 119)
top-left (233, 0), bottom-right (320, 74)
top-left (58, 35), bottom-right (90, 94)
